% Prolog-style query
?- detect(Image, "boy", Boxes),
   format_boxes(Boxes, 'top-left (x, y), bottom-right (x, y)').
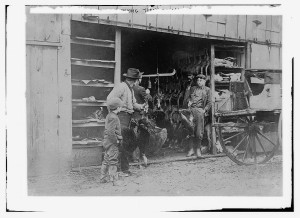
top-left (100, 97), bottom-right (124, 186)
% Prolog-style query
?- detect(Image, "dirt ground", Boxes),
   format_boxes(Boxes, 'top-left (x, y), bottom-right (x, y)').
top-left (28, 149), bottom-right (282, 196)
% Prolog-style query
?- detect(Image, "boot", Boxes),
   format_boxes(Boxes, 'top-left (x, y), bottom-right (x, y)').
top-left (186, 148), bottom-right (195, 157)
top-left (196, 148), bottom-right (202, 157)
top-left (100, 164), bottom-right (109, 183)
top-left (142, 154), bottom-right (148, 166)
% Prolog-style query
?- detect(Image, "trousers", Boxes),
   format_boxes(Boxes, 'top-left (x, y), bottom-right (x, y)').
top-left (118, 112), bottom-right (135, 172)
top-left (100, 144), bottom-right (119, 182)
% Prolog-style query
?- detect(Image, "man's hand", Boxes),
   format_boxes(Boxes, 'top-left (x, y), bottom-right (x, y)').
top-left (188, 101), bottom-right (192, 107)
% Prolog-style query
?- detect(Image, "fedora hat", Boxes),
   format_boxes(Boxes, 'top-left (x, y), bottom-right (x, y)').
top-left (123, 68), bottom-right (144, 79)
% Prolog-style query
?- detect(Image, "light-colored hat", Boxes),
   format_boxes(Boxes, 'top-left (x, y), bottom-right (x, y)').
top-left (107, 97), bottom-right (123, 110)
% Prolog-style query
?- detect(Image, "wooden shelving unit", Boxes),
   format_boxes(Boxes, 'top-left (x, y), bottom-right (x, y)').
top-left (210, 44), bottom-right (246, 154)
top-left (71, 21), bottom-right (121, 154)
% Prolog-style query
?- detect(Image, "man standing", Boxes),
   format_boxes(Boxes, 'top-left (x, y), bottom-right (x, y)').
top-left (186, 74), bottom-right (211, 157)
top-left (107, 68), bottom-right (145, 176)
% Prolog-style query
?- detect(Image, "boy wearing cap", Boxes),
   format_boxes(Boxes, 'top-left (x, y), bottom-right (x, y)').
top-left (186, 74), bottom-right (211, 157)
top-left (100, 97), bottom-right (123, 185)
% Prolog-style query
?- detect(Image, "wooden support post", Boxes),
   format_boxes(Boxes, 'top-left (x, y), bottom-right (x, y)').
top-left (245, 42), bottom-right (251, 70)
top-left (210, 44), bottom-right (217, 155)
top-left (240, 43), bottom-right (246, 82)
top-left (114, 29), bottom-right (121, 85)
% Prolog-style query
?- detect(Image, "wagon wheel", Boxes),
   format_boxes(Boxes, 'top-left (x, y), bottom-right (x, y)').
top-left (216, 114), bottom-right (280, 165)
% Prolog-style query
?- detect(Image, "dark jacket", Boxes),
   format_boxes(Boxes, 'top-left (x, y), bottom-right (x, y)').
top-left (133, 85), bottom-right (152, 104)
top-left (103, 112), bottom-right (123, 149)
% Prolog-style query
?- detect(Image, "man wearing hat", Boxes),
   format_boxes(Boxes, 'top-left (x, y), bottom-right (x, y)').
top-left (107, 68), bottom-right (146, 176)
top-left (185, 74), bottom-right (211, 157)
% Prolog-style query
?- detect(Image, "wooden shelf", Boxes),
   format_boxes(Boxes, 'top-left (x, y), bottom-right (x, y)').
top-left (215, 66), bottom-right (244, 72)
top-left (72, 81), bottom-right (114, 88)
top-left (71, 58), bottom-right (115, 69)
top-left (71, 36), bottom-right (115, 48)
top-left (72, 143), bottom-right (103, 149)
top-left (72, 120), bottom-right (105, 128)
top-left (72, 99), bottom-right (107, 107)
top-left (72, 140), bottom-right (103, 145)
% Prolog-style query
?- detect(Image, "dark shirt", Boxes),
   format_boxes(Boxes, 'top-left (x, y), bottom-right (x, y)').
top-left (103, 112), bottom-right (123, 149)
top-left (188, 86), bottom-right (211, 112)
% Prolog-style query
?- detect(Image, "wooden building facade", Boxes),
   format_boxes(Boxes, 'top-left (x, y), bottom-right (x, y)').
top-left (26, 6), bottom-right (282, 177)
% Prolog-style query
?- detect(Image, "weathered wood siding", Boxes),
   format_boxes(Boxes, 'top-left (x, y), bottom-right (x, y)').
top-left (76, 6), bottom-right (282, 43)
top-left (72, 6), bottom-right (282, 69)
top-left (250, 43), bottom-right (281, 69)
top-left (27, 8), bottom-right (72, 177)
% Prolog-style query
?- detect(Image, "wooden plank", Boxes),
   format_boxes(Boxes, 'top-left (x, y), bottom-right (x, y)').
top-left (97, 5), bottom-right (118, 22)
top-left (117, 6), bottom-right (133, 25)
top-left (250, 43), bottom-right (281, 69)
top-left (61, 14), bottom-right (71, 35)
top-left (34, 14), bottom-right (61, 42)
top-left (57, 23), bottom-right (72, 171)
top-left (245, 15), bottom-right (254, 40)
top-left (26, 45), bottom-right (33, 176)
top-left (207, 15), bottom-right (218, 22)
top-left (266, 30), bottom-right (271, 41)
top-left (71, 9), bottom-right (83, 22)
top-left (195, 15), bottom-right (207, 35)
top-left (271, 31), bottom-right (280, 44)
top-left (42, 47), bottom-right (59, 154)
top-left (70, 37), bottom-right (115, 48)
top-left (71, 58), bottom-right (116, 68)
top-left (182, 14), bottom-right (195, 33)
top-left (81, 6), bottom-right (99, 24)
top-left (170, 6), bottom-right (183, 32)
top-left (257, 28), bottom-right (266, 42)
top-left (157, 5), bottom-right (171, 30)
top-left (266, 16), bottom-right (272, 30)
top-left (271, 16), bottom-right (282, 32)
top-left (217, 15), bottom-right (227, 24)
top-left (225, 15), bottom-right (238, 39)
top-left (132, 6), bottom-right (147, 27)
top-left (207, 21), bottom-right (218, 36)
top-left (216, 15), bottom-right (226, 37)
top-left (28, 46), bottom-right (46, 176)
top-left (146, 5), bottom-right (158, 29)
top-left (257, 15), bottom-right (267, 30)
top-left (26, 7), bottom-right (36, 41)
top-left (114, 29), bottom-right (121, 85)
top-left (238, 15), bottom-right (246, 39)
top-left (269, 47), bottom-right (281, 69)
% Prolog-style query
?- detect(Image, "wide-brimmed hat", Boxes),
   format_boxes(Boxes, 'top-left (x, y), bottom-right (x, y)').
top-left (123, 68), bottom-right (144, 79)
top-left (107, 97), bottom-right (124, 110)
top-left (196, 74), bottom-right (207, 80)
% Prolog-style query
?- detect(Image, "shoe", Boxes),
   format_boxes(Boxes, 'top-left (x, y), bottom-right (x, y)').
top-left (118, 171), bottom-right (130, 177)
top-left (99, 177), bottom-right (109, 184)
top-left (142, 154), bottom-right (148, 166)
top-left (186, 148), bottom-right (195, 157)
top-left (196, 148), bottom-right (202, 157)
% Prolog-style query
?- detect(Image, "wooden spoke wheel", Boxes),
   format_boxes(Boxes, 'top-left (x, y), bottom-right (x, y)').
top-left (216, 112), bottom-right (280, 165)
